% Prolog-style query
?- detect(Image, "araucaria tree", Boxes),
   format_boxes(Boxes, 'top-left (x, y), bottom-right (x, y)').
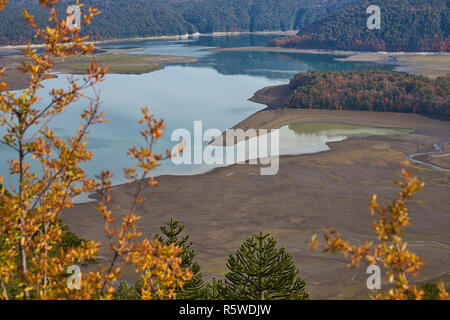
top-left (217, 232), bottom-right (310, 300)
top-left (0, 0), bottom-right (191, 300)
top-left (156, 218), bottom-right (207, 300)
top-left (115, 218), bottom-right (208, 300)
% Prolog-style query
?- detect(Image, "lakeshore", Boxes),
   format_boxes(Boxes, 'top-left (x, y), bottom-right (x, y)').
top-left (209, 46), bottom-right (450, 78)
top-left (57, 40), bottom-right (449, 299)
top-left (64, 108), bottom-right (450, 299)
top-left (0, 31), bottom-right (297, 50)
top-left (0, 48), bottom-right (198, 91)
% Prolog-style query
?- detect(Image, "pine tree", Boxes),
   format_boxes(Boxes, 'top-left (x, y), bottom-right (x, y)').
top-left (156, 218), bottom-right (207, 300)
top-left (217, 232), bottom-right (310, 300)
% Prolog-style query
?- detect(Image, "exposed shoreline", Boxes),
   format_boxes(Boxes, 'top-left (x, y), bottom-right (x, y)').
top-left (209, 45), bottom-right (450, 56)
top-left (64, 105), bottom-right (450, 299)
top-left (0, 48), bottom-right (198, 91)
top-left (240, 83), bottom-right (450, 171)
top-left (65, 109), bottom-right (450, 299)
top-left (56, 43), bottom-right (449, 298)
top-left (208, 46), bottom-right (450, 78)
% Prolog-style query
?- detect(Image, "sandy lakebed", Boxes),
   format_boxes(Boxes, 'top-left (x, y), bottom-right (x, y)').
top-left (0, 47), bottom-right (198, 91)
top-left (208, 46), bottom-right (450, 78)
top-left (64, 102), bottom-right (450, 299)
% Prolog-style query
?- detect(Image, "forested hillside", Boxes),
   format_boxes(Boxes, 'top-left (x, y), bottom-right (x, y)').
top-left (0, 0), bottom-right (356, 45)
top-left (173, 0), bottom-right (357, 33)
top-left (269, 0), bottom-right (450, 52)
top-left (0, 0), bottom-right (195, 44)
top-left (286, 70), bottom-right (450, 117)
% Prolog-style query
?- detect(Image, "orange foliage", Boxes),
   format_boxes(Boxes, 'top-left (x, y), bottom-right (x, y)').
top-left (0, 0), bottom-right (191, 300)
top-left (310, 162), bottom-right (449, 300)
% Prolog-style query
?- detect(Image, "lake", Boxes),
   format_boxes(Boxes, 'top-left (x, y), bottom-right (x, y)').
top-left (0, 34), bottom-right (395, 186)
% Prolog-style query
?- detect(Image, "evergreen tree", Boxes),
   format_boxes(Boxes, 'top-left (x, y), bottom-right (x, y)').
top-left (270, 0), bottom-right (450, 52)
top-left (115, 279), bottom-right (144, 300)
top-left (0, 0), bottom-right (356, 45)
top-left (286, 70), bottom-right (450, 117)
top-left (217, 232), bottom-right (310, 300)
top-left (156, 218), bottom-right (207, 300)
top-left (204, 277), bottom-right (223, 300)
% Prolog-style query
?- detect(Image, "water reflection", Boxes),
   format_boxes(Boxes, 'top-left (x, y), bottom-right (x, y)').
top-left (102, 35), bottom-right (393, 80)
top-left (0, 35), bottom-right (396, 186)
top-left (282, 123), bottom-right (411, 155)
top-left (230, 122), bottom-right (411, 162)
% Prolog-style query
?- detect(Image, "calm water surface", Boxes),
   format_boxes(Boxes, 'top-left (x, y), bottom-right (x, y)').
top-left (0, 35), bottom-right (396, 186)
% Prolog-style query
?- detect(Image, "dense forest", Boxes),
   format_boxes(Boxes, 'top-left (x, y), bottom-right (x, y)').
top-left (286, 70), bottom-right (450, 117)
top-left (0, 0), bottom-right (357, 45)
top-left (270, 0), bottom-right (450, 52)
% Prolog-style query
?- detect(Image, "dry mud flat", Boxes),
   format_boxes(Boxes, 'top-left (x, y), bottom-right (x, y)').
top-left (337, 53), bottom-right (450, 79)
top-left (0, 48), bottom-right (197, 91)
top-left (210, 46), bottom-right (450, 78)
top-left (65, 109), bottom-right (450, 299)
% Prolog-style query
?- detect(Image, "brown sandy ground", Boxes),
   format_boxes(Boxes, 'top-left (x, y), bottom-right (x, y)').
top-left (209, 46), bottom-right (450, 78)
top-left (338, 54), bottom-right (450, 79)
top-left (0, 47), bottom-right (197, 91)
top-left (207, 46), bottom-right (367, 55)
top-left (64, 109), bottom-right (450, 299)
top-left (211, 84), bottom-right (291, 146)
top-left (429, 144), bottom-right (450, 169)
